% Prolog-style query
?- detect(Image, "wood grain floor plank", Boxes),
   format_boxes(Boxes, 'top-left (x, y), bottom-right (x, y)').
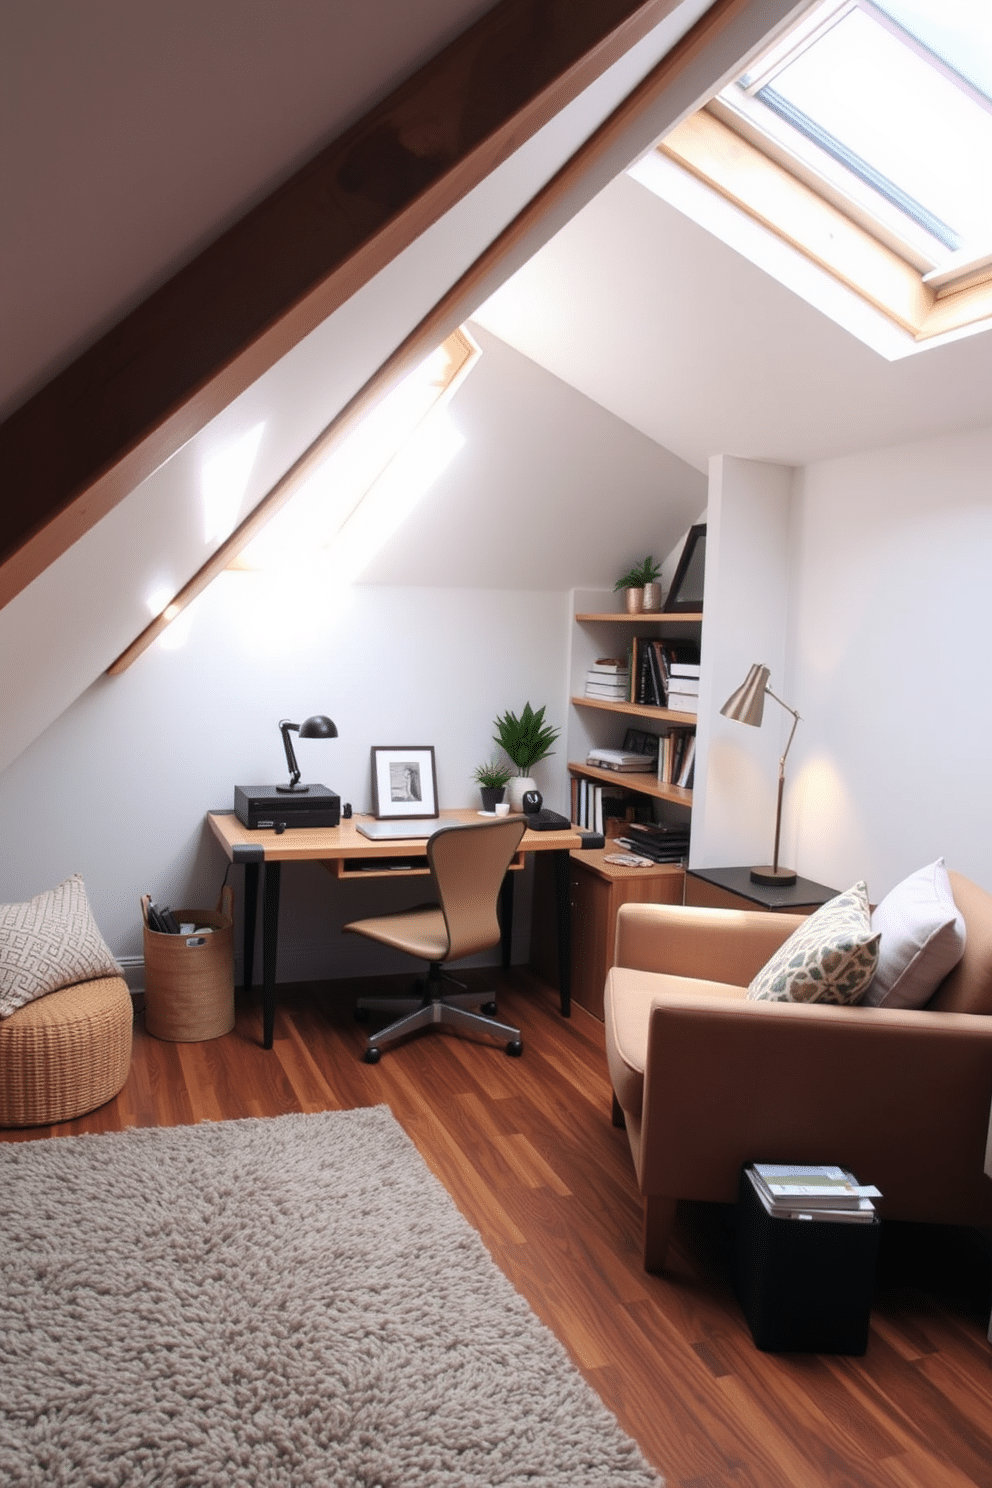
top-left (3, 970), bottom-right (989, 1487)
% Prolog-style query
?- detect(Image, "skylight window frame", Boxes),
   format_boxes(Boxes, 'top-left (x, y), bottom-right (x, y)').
top-left (654, 0), bottom-right (992, 347)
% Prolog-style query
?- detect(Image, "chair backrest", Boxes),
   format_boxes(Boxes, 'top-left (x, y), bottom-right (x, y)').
top-left (427, 818), bottom-right (526, 962)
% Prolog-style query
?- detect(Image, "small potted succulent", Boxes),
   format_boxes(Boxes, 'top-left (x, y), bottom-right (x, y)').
top-left (614, 555), bottom-right (662, 613)
top-left (493, 702), bottom-right (561, 813)
top-left (473, 759), bottom-right (513, 812)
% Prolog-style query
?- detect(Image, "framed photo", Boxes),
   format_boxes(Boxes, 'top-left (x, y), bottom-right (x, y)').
top-left (370, 746), bottom-right (439, 819)
top-left (663, 523), bottom-right (706, 612)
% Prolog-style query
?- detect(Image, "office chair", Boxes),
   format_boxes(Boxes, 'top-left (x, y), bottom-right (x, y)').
top-left (343, 817), bottom-right (526, 1062)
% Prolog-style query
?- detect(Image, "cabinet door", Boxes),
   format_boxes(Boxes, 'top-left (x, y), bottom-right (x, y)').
top-left (570, 861), bottom-right (683, 1020)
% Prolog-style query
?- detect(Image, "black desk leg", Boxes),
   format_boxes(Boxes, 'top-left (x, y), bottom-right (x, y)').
top-left (554, 849), bottom-right (571, 1017)
top-left (262, 861), bottom-right (281, 1050)
top-left (499, 872), bottom-right (514, 968)
top-left (242, 861), bottom-right (259, 992)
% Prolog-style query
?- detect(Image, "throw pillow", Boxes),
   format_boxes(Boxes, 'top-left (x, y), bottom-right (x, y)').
top-left (747, 881), bottom-right (879, 1005)
top-left (861, 858), bottom-right (966, 1009)
top-left (0, 874), bottom-right (121, 1018)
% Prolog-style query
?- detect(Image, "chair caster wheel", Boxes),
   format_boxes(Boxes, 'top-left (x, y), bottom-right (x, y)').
top-left (481, 1001), bottom-right (497, 1016)
top-left (506, 1040), bottom-right (523, 1057)
top-left (354, 1007), bottom-right (370, 1023)
top-left (364, 1046), bottom-right (381, 1064)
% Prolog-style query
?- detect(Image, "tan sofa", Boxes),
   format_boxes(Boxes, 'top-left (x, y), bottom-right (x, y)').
top-left (605, 871), bottom-right (992, 1270)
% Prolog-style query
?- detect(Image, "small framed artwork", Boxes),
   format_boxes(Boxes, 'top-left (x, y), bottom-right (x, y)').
top-left (370, 746), bottom-right (439, 819)
top-left (663, 523), bottom-right (706, 612)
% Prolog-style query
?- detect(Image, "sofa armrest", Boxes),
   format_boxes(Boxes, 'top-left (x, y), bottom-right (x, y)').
top-left (613, 902), bottom-right (804, 986)
top-left (637, 994), bottom-right (992, 1226)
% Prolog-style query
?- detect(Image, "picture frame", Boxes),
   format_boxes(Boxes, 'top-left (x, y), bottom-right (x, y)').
top-left (370, 746), bottom-right (439, 819)
top-left (663, 523), bottom-right (706, 612)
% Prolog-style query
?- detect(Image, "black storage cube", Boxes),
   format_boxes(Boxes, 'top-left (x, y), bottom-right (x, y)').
top-left (732, 1167), bottom-right (880, 1353)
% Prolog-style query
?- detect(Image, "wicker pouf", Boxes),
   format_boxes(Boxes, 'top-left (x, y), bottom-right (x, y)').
top-left (0, 976), bottom-right (132, 1128)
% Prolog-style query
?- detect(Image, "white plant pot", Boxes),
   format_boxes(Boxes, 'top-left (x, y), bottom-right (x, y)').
top-left (506, 776), bottom-right (537, 813)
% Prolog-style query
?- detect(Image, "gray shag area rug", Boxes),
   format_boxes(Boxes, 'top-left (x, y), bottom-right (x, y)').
top-left (0, 1106), bottom-right (664, 1487)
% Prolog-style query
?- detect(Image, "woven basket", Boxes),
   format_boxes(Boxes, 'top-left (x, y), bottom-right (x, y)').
top-left (142, 885), bottom-right (235, 1042)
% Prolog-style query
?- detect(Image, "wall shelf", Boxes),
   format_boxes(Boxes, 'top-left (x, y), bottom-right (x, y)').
top-left (567, 759), bottom-right (692, 807)
top-left (571, 695), bottom-right (697, 725)
top-left (575, 611), bottom-right (703, 624)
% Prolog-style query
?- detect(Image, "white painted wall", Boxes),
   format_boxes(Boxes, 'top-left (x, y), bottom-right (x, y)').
top-left (692, 426), bottom-right (992, 901)
top-left (691, 455), bottom-right (794, 871)
top-left (788, 422), bottom-right (992, 898)
top-left (0, 340), bottom-right (701, 984)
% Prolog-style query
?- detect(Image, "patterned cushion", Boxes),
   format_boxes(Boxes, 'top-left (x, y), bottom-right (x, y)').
top-left (747, 881), bottom-right (879, 1006)
top-left (862, 858), bottom-right (966, 1009)
top-left (0, 875), bottom-right (121, 1018)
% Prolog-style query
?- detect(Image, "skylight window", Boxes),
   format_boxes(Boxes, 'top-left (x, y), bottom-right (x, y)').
top-left (650, 0), bottom-right (992, 346)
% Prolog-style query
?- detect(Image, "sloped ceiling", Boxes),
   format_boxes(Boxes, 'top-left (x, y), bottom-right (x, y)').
top-left (473, 169), bottom-right (992, 471)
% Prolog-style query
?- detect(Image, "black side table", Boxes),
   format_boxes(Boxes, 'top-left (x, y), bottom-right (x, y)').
top-left (686, 865), bottom-right (839, 915)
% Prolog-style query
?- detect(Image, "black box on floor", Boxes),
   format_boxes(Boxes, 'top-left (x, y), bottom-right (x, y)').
top-left (732, 1166), bottom-right (880, 1354)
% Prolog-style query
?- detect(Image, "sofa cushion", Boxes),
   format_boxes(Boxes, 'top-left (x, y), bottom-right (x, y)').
top-left (747, 881), bottom-right (879, 1006)
top-left (605, 967), bottom-right (744, 1117)
top-left (862, 859), bottom-right (966, 1009)
top-left (0, 875), bottom-right (121, 1019)
top-left (927, 871), bottom-right (992, 1014)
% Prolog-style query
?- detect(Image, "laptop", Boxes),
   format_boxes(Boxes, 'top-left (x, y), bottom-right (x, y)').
top-left (355, 818), bottom-right (447, 842)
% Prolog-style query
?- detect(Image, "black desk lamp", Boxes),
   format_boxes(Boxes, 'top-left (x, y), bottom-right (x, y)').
top-left (276, 715), bottom-right (338, 793)
top-left (720, 664), bottom-right (801, 886)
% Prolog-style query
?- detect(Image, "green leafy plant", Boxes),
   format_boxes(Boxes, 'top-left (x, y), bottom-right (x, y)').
top-left (614, 555), bottom-right (662, 591)
top-left (493, 702), bottom-right (560, 774)
top-left (473, 758), bottom-right (513, 790)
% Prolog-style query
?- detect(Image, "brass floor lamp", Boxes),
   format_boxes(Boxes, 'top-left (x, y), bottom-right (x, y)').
top-left (720, 664), bottom-right (801, 887)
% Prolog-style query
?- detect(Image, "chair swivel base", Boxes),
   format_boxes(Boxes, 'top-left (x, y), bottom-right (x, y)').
top-left (359, 984), bottom-right (522, 1063)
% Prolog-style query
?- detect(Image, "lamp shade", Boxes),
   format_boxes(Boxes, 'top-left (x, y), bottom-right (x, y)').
top-left (720, 664), bottom-right (770, 727)
top-left (299, 715), bottom-right (338, 739)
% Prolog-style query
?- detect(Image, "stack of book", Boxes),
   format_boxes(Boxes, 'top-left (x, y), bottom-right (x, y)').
top-left (666, 660), bottom-right (701, 714)
top-left (628, 637), bottom-right (701, 708)
top-left (747, 1164), bottom-right (881, 1224)
top-left (612, 821), bottom-right (690, 863)
top-left (573, 779), bottom-right (628, 832)
top-left (586, 747), bottom-right (655, 773)
top-left (584, 659), bottom-right (630, 701)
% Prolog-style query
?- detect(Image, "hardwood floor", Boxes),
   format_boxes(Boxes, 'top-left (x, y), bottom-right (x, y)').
top-left (4, 969), bottom-right (991, 1487)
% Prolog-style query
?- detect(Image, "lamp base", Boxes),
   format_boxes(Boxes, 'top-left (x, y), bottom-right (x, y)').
top-left (750, 865), bottom-right (798, 887)
top-left (275, 782), bottom-right (313, 793)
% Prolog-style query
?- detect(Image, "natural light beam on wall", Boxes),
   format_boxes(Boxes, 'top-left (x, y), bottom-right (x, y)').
top-left (201, 423), bottom-right (265, 543)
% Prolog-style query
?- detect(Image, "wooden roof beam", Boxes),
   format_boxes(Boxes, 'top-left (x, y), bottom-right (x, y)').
top-left (0, 0), bottom-right (685, 611)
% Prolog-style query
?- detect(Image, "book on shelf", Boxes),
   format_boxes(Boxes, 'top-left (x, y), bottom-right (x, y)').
top-left (750, 1164), bottom-right (882, 1212)
top-left (666, 692), bottom-right (698, 715)
top-left (657, 728), bottom-right (694, 786)
top-left (589, 658), bottom-right (628, 674)
top-left (615, 821), bottom-right (690, 863)
top-left (585, 683), bottom-right (630, 700)
top-left (587, 748), bottom-right (654, 771)
top-left (669, 661), bottom-right (701, 680)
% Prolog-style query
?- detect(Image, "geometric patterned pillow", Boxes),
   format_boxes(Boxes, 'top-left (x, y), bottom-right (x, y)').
top-left (0, 875), bottom-right (121, 1018)
top-left (746, 880), bottom-right (880, 1006)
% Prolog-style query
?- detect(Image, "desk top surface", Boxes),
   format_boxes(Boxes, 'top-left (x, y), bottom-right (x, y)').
top-left (207, 807), bottom-right (583, 861)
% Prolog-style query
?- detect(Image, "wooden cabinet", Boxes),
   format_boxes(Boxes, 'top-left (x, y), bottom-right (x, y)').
top-left (530, 850), bottom-right (683, 1020)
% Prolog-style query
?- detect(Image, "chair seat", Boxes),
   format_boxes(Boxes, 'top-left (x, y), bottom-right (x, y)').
top-left (0, 975), bottom-right (133, 1127)
top-left (343, 906), bottom-right (449, 961)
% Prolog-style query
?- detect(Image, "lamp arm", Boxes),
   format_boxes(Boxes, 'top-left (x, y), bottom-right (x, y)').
top-left (279, 720), bottom-right (301, 788)
top-left (765, 687), bottom-right (801, 773)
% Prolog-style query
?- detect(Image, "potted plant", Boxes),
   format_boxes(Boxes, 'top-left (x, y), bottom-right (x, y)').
top-left (493, 702), bottom-right (560, 813)
top-left (473, 759), bottom-right (513, 812)
top-left (614, 555), bottom-right (662, 613)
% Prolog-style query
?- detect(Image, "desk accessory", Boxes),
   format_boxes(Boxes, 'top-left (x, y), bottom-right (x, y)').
top-left (720, 663), bottom-right (801, 886)
top-left (234, 712), bottom-right (340, 829)
top-left (370, 746), bottom-right (438, 819)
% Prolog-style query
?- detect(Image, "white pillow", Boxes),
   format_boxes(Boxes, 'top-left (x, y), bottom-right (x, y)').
top-left (862, 858), bottom-right (966, 1009)
top-left (0, 875), bottom-right (121, 1018)
top-left (747, 881), bottom-right (879, 1005)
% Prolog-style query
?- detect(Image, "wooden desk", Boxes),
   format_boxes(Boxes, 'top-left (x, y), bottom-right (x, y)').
top-left (207, 809), bottom-right (584, 1047)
